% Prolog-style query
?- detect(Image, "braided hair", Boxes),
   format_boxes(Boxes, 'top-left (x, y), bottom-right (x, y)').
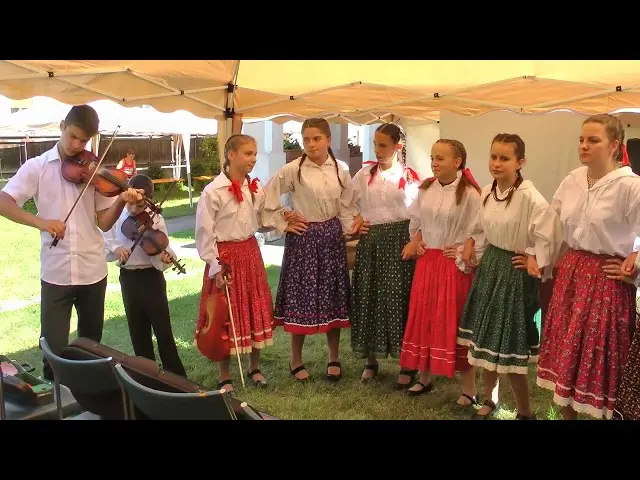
top-left (419, 139), bottom-right (480, 205)
top-left (298, 118), bottom-right (345, 189)
top-left (223, 133), bottom-right (257, 203)
top-left (482, 133), bottom-right (526, 207)
top-left (370, 123), bottom-right (407, 178)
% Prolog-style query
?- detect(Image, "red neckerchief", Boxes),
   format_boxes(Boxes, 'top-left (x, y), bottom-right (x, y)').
top-left (364, 161), bottom-right (420, 189)
top-left (228, 177), bottom-right (260, 202)
top-left (422, 168), bottom-right (481, 191)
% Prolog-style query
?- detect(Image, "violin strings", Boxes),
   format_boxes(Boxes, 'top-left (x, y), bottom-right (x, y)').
top-left (134, 219), bottom-right (183, 271)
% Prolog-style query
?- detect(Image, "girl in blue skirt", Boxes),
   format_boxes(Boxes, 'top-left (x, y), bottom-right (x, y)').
top-left (261, 118), bottom-right (362, 382)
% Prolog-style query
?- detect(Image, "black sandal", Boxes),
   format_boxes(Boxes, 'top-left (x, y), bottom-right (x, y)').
top-left (393, 369), bottom-right (417, 390)
top-left (326, 361), bottom-right (342, 382)
top-left (217, 379), bottom-right (234, 391)
top-left (247, 369), bottom-right (268, 388)
top-left (289, 364), bottom-right (309, 382)
top-left (515, 413), bottom-right (537, 420)
top-left (457, 393), bottom-right (480, 407)
top-left (407, 381), bottom-right (434, 397)
top-left (361, 363), bottom-right (379, 382)
top-left (471, 399), bottom-right (500, 420)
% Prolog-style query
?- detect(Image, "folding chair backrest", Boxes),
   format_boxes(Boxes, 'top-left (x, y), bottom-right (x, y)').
top-left (40, 337), bottom-right (119, 396)
top-left (114, 364), bottom-right (237, 420)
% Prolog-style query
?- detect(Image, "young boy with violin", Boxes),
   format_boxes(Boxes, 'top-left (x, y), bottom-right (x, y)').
top-left (102, 174), bottom-right (186, 377)
top-left (0, 105), bottom-right (145, 381)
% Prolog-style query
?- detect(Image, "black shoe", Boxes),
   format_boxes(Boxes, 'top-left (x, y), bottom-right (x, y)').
top-left (289, 364), bottom-right (310, 382)
top-left (515, 413), bottom-right (537, 420)
top-left (326, 361), bottom-right (342, 382)
top-left (471, 400), bottom-right (500, 420)
top-left (392, 369), bottom-right (417, 390)
top-left (407, 381), bottom-right (434, 396)
top-left (361, 363), bottom-right (379, 382)
top-left (247, 369), bottom-right (268, 388)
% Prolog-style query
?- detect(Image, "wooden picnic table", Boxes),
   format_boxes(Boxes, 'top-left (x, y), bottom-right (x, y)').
top-left (151, 178), bottom-right (183, 185)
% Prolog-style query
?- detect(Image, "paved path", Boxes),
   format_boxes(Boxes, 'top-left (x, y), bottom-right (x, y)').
top-left (165, 214), bottom-right (196, 234)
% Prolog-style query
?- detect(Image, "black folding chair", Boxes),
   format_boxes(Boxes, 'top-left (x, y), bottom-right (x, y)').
top-left (113, 363), bottom-right (237, 420)
top-left (39, 337), bottom-right (129, 420)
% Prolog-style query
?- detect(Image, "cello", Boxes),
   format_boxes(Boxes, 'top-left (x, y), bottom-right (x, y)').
top-left (194, 255), bottom-right (245, 388)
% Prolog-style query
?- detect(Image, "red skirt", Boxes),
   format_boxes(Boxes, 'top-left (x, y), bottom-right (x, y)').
top-left (536, 249), bottom-right (636, 419)
top-left (196, 236), bottom-right (275, 356)
top-left (399, 249), bottom-right (474, 377)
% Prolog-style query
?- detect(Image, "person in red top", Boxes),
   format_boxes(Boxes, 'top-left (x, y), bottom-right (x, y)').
top-left (117, 147), bottom-right (137, 179)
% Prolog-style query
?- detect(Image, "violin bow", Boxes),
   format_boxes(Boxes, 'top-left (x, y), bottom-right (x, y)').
top-left (51, 126), bottom-right (121, 248)
top-left (127, 179), bottom-right (178, 258)
top-left (217, 255), bottom-right (245, 389)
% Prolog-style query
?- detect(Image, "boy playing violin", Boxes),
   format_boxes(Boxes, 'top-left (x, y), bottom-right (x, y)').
top-left (103, 174), bottom-right (186, 377)
top-left (0, 105), bottom-right (144, 381)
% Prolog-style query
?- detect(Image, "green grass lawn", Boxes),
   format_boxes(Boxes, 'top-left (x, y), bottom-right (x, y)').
top-left (0, 214), bottom-right (574, 420)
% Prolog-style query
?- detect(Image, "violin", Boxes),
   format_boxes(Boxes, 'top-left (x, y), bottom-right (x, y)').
top-left (194, 256), bottom-right (245, 388)
top-left (62, 150), bottom-right (160, 215)
top-left (120, 210), bottom-right (186, 275)
top-left (51, 125), bottom-right (159, 249)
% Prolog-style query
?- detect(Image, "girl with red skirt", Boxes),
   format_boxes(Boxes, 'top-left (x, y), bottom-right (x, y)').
top-left (537, 114), bottom-right (640, 420)
top-left (398, 139), bottom-right (482, 406)
top-left (194, 134), bottom-right (275, 392)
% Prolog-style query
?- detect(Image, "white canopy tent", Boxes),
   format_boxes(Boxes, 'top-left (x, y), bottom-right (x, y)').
top-left (3, 60), bottom-right (640, 157)
top-left (4, 60), bottom-right (640, 204)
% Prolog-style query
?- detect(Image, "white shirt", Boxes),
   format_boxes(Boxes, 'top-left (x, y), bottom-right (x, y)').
top-left (352, 162), bottom-right (419, 225)
top-left (552, 166), bottom-right (640, 257)
top-left (553, 166), bottom-right (640, 287)
top-left (409, 171), bottom-right (482, 248)
top-left (102, 208), bottom-right (175, 272)
top-left (472, 180), bottom-right (563, 280)
top-left (195, 173), bottom-right (265, 278)
top-left (1, 144), bottom-right (116, 285)
top-left (261, 155), bottom-right (357, 235)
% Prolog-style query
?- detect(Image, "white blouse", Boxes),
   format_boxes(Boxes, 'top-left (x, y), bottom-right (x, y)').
top-left (195, 174), bottom-right (265, 278)
top-left (408, 171), bottom-right (482, 248)
top-left (261, 155), bottom-right (358, 234)
top-left (352, 161), bottom-right (420, 225)
top-left (471, 179), bottom-right (563, 279)
top-left (552, 166), bottom-right (640, 258)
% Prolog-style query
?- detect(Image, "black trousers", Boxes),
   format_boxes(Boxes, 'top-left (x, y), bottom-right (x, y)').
top-left (119, 267), bottom-right (186, 377)
top-left (40, 276), bottom-right (108, 381)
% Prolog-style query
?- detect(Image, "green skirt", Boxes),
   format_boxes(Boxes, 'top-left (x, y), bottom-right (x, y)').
top-left (350, 220), bottom-right (415, 359)
top-left (457, 244), bottom-right (540, 374)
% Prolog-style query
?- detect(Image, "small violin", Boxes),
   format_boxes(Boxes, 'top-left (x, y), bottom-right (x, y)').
top-left (62, 150), bottom-right (160, 215)
top-left (120, 210), bottom-right (186, 275)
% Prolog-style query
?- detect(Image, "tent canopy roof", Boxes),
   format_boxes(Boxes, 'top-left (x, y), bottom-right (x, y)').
top-left (2, 60), bottom-right (640, 125)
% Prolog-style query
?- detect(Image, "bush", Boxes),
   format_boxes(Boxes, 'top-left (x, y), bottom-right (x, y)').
top-left (146, 163), bottom-right (164, 180)
top-left (284, 132), bottom-right (301, 150)
top-left (197, 135), bottom-right (221, 175)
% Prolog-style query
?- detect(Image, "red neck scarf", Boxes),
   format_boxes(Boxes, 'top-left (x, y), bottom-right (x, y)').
top-left (364, 161), bottom-right (420, 189)
top-left (621, 144), bottom-right (630, 166)
top-left (424, 168), bottom-right (481, 191)
top-left (228, 177), bottom-right (259, 202)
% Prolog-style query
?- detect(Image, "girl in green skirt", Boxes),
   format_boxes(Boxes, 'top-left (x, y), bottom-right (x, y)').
top-left (349, 123), bottom-right (421, 385)
top-left (458, 133), bottom-right (562, 420)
